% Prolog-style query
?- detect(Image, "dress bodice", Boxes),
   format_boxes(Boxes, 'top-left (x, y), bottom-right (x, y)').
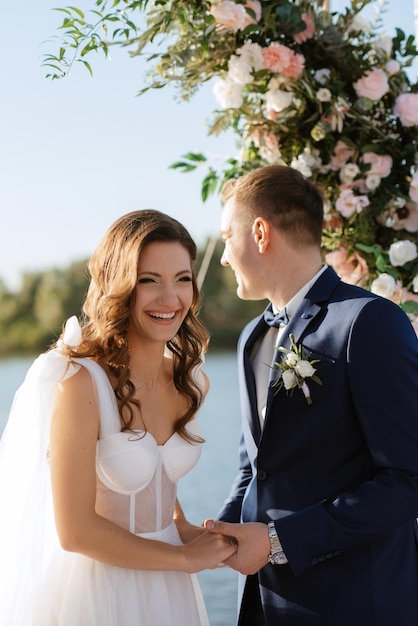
top-left (97, 423), bottom-right (202, 495)
top-left (72, 358), bottom-right (203, 534)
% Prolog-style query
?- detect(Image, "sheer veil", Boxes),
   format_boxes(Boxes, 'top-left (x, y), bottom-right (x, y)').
top-left (0, 317), bottom-right (81, 624)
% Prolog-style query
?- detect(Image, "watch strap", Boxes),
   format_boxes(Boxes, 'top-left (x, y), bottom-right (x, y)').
top-left (267, 521), bottom-right (288, 565)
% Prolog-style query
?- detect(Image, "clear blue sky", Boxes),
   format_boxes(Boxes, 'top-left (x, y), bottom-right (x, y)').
top-left (0, 1), bottom-right (415, 288)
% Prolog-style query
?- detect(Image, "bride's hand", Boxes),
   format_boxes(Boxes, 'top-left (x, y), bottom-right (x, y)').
top-left (175, 519), bottom-right (206, 543)
top-left (180, 530), bottom-right (238, 573)
top-left (173, 498), bottom-right (206, 543)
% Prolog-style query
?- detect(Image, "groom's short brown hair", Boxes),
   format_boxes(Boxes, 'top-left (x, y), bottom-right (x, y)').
top-left (221, 165), bottom-right (324, 246)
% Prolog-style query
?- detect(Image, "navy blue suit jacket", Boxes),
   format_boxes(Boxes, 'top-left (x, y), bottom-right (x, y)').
top-left (218, 267), bottom-right (418, 625)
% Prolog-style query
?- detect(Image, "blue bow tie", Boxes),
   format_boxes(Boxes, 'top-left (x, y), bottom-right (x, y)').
top-left (263, 305), bottom-right (289, 328)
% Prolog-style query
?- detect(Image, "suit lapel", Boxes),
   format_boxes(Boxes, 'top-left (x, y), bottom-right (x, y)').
top-left (265, 267), bottom-right (340, 414)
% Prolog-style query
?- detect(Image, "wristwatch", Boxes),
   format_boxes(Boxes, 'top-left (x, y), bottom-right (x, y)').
top-left (267, 521), bottom-right (288, 565)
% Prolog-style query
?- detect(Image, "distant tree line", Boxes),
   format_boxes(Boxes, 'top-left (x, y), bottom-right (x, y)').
top-left (0, 240), bottom-right (265, 357)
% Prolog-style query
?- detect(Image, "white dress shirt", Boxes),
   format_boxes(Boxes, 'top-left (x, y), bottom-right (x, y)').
top-left (251, 266), bottom-right (327, 426)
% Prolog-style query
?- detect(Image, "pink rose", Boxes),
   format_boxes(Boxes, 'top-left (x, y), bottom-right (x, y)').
top-left (386, 60), bottom-right (400, 75)
top-left (393, 203), bottom-right (418, 232)
top-left (394, 93), bottom-right (418, 127)
top-left (242, 0), bottom-right (262, 28)
top-left (262, 42), bottom-right (305, 79)
top-left (210, 1), bottom-right (247, 31)
top-left (250, 128), bottom-right (279, 150)
top-left (353, 68), bottom-right (389, 101)
top-left (293, 13), bottom-right (315, 44)
top-left (379, 202), bottom-right (418, 233)
top-left (325, 246), bottom-right (369, 286)
top-left (330, 140), bottom-right (355, 171)
top-left (325, 247), bottom-right (348, 267)
top-left (361, 152), bottom-right (392, 178)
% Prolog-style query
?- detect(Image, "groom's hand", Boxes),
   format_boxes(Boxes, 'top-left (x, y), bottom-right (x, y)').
top-left (204, 519), bottom-right (270, 575)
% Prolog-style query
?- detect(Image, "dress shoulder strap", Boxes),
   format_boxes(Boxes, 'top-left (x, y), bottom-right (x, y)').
top-left (72, 358), bottom-right (121, 437)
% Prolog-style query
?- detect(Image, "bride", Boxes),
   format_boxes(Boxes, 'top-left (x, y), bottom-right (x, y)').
top-left (0, 209), bottom-right (236, 625)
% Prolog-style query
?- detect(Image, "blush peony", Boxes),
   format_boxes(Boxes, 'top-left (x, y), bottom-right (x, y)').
top-left (394, 93), bottom-right (418, 127)
top-left (210, 1), bottom-right (247, 31)
top-left (293, 13), bottom-right (315, 44)
top-left (353, 68), bottom-right (389, 101)
top-left (361, 152), bottom-right (392, 178)
top-left (262, 42), bottom-right (305, 79)
top-left (325, 246), bottom-right (369, 285)
top-left (242, 0), bottom-right (262, 28)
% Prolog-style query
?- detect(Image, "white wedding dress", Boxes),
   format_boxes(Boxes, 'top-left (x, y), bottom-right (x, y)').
top-left (0, 319), bottom-right (209, 626)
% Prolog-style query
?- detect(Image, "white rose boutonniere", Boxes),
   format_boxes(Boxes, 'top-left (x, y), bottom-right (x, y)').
top-left (272, 334), bottom-right (322, 405)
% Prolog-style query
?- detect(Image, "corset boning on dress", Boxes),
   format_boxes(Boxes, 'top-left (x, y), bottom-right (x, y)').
top-left (95, 425), bottom-right (202, 534)
top-left (70, 357), bottom-right (204, 536)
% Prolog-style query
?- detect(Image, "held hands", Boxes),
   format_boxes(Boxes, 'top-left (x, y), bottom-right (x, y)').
top-left (181, 529), bottom-right (238, 573)
top-left (204, 519), bottom-right (271, 575)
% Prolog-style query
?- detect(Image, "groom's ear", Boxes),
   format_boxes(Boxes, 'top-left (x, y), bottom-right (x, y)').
top-left (252, 217), bottom-right (270, 253)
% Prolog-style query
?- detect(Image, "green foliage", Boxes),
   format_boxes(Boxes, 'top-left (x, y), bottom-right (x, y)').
top-left (0, 260), bottom-right (89, 356)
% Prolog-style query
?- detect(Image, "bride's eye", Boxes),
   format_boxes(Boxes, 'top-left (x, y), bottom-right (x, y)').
top-left (137, 277), bottom-right (157, 284)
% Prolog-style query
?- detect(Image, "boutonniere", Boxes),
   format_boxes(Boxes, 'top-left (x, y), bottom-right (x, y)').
top-left (271, 334), bottom-right (322, 405)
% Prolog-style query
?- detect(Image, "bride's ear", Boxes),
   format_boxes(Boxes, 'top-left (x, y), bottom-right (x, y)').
top-left (252, 217), bottom-right (270, 254)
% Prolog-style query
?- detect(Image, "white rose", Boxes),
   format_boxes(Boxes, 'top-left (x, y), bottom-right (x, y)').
top-left (291, 156), bottom-right (313, 177)
top-left (282, 369), bottom-right (298, 390)
top-left (295, 360), bottom-right (316, 378)
top-left (375, 33), bottom-right (393, 56)
top-left (259, 145), bottom-right (282, 164)
top-left (228, 55), bottom-right (253, 85)
top-left (284, 351), bottom-right (299, 367)
top-left (365, 173), bottom-right (381, 190)
top-left (388, 240), bottom-right (418, 266)
top-left (314, 68), bottom-right (331, 85)
top-left (237, 41), bottom-right (264, 71)
top-left (371, 273), bottom-right (397, 298)
top-left (413, 275), bottom-right (418, 293)
top-left (213, 77), bottom-right (243, 108)
top-left (265, 89), bottom-right (294, 112)
top-left (316, 88), bottom-right (332, 102)
top-left (339, 162), bottom-right (360, 183)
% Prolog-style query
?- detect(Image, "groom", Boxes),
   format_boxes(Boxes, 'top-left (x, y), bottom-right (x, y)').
top-left (206, 165), bottom-right (418, 625)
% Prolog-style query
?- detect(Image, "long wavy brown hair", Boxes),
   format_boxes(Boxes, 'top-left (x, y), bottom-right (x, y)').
top-left (57, 210), bottom-right (210, 442)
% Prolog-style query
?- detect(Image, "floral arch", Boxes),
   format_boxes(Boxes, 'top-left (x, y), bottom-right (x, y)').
top-left (46, 0), bottom-right (418, 329)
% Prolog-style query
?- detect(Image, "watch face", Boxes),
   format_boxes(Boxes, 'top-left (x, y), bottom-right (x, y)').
top-left (270, 551), bottom-right (288, 565)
